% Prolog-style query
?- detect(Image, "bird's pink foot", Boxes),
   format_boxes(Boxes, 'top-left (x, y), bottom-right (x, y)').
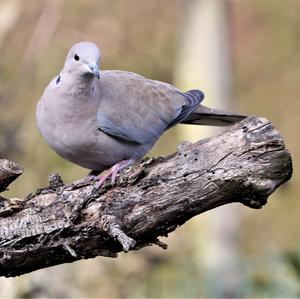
top-left (72, 173), bottom-right (97, 185)
top-left (96, 159), bottom-right (133, 188)
top-left (65, 171), bottom-right (100, 190)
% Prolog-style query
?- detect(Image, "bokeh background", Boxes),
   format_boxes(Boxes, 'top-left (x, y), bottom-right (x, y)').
top-left (0, 0), bottom-right (299, 297)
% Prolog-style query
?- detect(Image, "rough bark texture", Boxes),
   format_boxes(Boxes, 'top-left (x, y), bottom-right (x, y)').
top-left (0, 159), bottom-right (23, 193)
top-left (0, 117), bottom-right (293, 277)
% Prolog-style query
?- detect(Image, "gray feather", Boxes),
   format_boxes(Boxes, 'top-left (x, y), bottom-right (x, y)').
top-left (180, 105), bottom-right (247, 126)
top-left (167, 89), bottom-right (204, 128)
top-left (97, 111), bottom-right (147, 144)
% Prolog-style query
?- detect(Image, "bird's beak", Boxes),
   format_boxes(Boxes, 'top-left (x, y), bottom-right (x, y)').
top-left (88, 63), bottom-right (100, 79)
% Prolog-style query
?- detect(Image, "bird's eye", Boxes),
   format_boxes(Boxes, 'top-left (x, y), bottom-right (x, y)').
top-left (74, 54), bottom-right (80, 61)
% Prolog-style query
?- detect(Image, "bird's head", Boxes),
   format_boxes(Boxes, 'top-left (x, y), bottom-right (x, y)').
top-left (63, 42), bottom-right (100, 79)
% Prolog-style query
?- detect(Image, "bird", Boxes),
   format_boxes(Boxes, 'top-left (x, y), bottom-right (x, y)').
top-left (36, 41), bottom-right (246, 187)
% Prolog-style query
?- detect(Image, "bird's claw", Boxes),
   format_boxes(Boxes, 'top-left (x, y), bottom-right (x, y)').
top-left (96, 159), bottom-right (133, 188)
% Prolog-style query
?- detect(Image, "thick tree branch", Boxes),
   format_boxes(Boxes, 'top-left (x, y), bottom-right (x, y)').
top-left (0, 117), bottom-right (292, 277)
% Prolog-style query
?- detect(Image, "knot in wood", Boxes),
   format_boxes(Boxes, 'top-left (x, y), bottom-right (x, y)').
top-left (48, 172), bottom-right (64, 189)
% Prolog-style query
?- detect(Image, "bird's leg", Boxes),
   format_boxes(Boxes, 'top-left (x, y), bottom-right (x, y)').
top-left (96, 159), bottom-right (134, 188)
top-left (69, 170), bottom-right (100, 187)
top-left (87, 170), bottom-right (101, 180)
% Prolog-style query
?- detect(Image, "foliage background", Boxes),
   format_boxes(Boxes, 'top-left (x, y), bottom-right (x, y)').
top-left (0, 0), bottom-right (299, 297)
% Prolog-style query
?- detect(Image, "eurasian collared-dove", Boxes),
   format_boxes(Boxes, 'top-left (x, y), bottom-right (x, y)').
top-left (36, 42), bottom-right (246, 186)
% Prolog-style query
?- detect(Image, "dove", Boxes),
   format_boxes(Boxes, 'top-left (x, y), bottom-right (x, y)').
top-left (36, 42), bottom-right (246, 186)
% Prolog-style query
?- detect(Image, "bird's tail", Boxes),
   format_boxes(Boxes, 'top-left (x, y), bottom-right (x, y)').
top-left (181, 104), bottom-right (247, 126)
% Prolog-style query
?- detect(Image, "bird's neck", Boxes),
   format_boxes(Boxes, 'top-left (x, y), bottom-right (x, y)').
top-left (60, 71), bottom-right (96, 98)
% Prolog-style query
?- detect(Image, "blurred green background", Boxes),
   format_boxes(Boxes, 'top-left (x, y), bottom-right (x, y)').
top-left (0, 0), bottom-right (299, 297)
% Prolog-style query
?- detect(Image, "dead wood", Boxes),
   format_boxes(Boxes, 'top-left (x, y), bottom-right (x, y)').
top-left (0, 116), bottom-right (293, 277)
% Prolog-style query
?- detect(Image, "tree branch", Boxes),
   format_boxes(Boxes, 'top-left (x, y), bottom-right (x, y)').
top-left (0, 116), bottom-right (293, 277)
top-left (0, 159), bottom-right (23, 193)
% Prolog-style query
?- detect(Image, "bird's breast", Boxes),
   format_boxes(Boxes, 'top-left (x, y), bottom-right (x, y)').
top-left (36, 84), bottom-right (153, 170)
top-left (37, 91), bottom-right (98, 154)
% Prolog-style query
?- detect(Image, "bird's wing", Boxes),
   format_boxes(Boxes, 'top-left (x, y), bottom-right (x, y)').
top-left (166, 89), bottom-right (204, 128)
top-left (96, 71), bottom-right (203, 144)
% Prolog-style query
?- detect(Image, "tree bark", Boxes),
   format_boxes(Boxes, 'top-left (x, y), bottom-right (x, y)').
top-left (0, 159), bottom-right (23, 193)
top-left (0, 116), bottom-right (292, 277)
